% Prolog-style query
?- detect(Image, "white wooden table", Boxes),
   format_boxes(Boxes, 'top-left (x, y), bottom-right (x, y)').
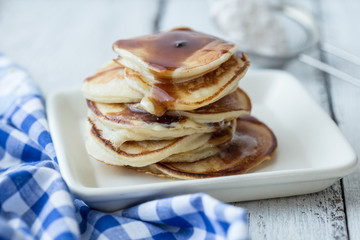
top-left (1, 0), bottom-right (359, 239)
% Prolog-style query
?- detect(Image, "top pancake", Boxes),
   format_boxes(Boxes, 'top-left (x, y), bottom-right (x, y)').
top-left (113, 27), bottom-right (238, 84)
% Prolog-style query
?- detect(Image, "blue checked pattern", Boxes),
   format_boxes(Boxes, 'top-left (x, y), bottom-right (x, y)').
top-left (0, 53), bottom-right (249, 240)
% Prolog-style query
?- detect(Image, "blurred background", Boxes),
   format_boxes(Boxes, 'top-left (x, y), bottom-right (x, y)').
top-left (0, 0), bottom-right (359, 96)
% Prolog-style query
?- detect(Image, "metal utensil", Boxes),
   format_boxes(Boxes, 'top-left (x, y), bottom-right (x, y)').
top-left (213, 3), bottom-right (360, 87)
top-left (243, 4), bottom-right (320, 68)
top-left (299, 44), bottom-right (360, 88)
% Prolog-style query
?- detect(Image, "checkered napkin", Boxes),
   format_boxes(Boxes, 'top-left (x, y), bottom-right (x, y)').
top-left (0, 53), bottom-right (249, 240)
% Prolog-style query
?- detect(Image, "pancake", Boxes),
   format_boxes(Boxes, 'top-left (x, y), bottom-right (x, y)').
top-left (86, 119), bottom-right (213, 167)
top-left (87, 100), bottom-right (216, 142)
top-left (125, 52), bottom-right (250, 116)
top-left (113, 27), bottom-right (238, 84)
top-left (83, 27), bottom-right (277, 180)
top-left (162, 119), bottom-right (236, 163)
top-left (86, 86), bottom-right (250, 140)
top-left (164, 146), bottom-right (221, 163)
top-left (82, 61), bottom-right (142, 103)
top-left (169, 88), bottom-right (251, 123)
top-left (89, 113), bottom-right (216, 145)
top-left (153, 116), bottom-right (277, 179)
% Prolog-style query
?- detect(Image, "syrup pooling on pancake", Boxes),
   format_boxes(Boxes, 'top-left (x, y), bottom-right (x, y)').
top-left (113, 27), bottom-right (237, 83)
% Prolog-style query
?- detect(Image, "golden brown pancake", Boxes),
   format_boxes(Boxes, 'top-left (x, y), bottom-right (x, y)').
top-left (86, 100), bottom-right (216, 143)
top-left (82, 61), bottom-right (142, 103)
top-left (163, 146), bottom-right (221, 164)
top-left (153, 116), bottom-right (277, 179)
top-left (113, 27), bottom-right (238, 84)
top-left (86, 86), bottom-right (251, 143)
top-left (86, 119), bottom-right (213, 167)
top-left (162, 119), bottom-right (236, 163)
top-left (169, 88), bottom-right (251, 123)
top-left (125, 52), bottom-right (250, 116)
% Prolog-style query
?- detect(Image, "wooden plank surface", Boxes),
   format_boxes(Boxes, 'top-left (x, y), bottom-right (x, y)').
top-left (0, 0), bottom-right (158, 96)
top-left (1, 0), bottom-right (358, 239)
top-left (240, 183), bottom-right (347, 239)
top-left (319, 0), bottom-right (360, 238)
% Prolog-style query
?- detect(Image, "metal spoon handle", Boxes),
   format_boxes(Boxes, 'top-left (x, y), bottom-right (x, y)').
top-left (298, 53), bottom-right (360, 88)
top-left (321, 43), bottom-right (360, 66)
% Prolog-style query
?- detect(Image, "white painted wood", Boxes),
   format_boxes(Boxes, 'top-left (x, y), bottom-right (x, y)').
top-left (160, 0), bottom-right (350, 238)
top-left (0, 0), bottom-right (158, 96)
top-left (319, 0), bottom-right (360, 238)
top-left (236, 182), bottom-right (347, 239)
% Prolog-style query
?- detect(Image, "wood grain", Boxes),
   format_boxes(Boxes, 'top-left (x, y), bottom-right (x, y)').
top-left (236, 182), bottom-right (347, 239)
top-left (0, 0), bottom-right (158, 96)
top-left (319, 0), bottom-right (360, 238)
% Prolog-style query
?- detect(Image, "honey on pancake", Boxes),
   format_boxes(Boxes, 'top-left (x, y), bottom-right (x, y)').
top-left (113, 27), bottom-right (235, 83)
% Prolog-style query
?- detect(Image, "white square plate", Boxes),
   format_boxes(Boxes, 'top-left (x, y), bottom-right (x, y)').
top-left (47, 70), bottom-right (357, 212)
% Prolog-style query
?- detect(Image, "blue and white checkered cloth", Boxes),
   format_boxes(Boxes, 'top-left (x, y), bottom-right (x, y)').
top-left (0, 53), bottom-right (249, 240)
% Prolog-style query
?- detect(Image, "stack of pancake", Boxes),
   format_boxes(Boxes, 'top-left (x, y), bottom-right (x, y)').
top-left (83, 27), bottom-right (277, 179)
